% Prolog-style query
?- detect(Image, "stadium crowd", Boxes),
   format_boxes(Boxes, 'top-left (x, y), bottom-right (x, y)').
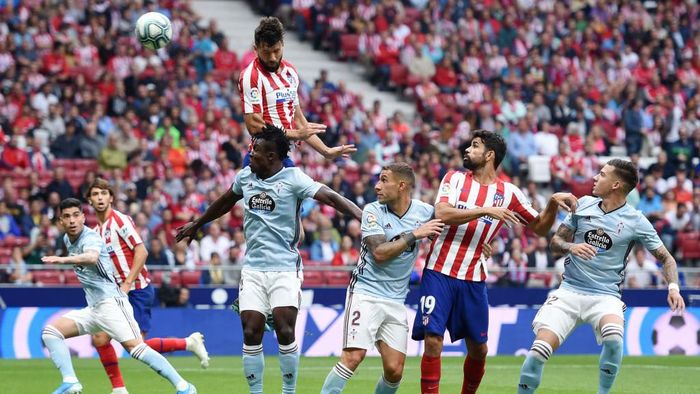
top-left (0, 0), bottom-right (699, 292)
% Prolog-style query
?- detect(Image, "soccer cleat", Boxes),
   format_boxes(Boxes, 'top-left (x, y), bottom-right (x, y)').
top-left (51, 382), bottom-right (83, 394)
top-left (175, 383), bottom-right (197, 394)
top-left (186, 332), bottom-right (210, 369)
top-left (232, 298), bottom-right (275, 332)
top-left (111, 387), bottom-right (129, 394)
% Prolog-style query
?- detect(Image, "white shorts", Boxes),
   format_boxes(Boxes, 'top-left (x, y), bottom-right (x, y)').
top-left (532, 287), bottom-right (626, 345)
top-left (342, 292), bottom-right (408, 354)
top-left (64, 297), bottom-right (141, 343)
top-left (238, 269), bottom-right (301, 315)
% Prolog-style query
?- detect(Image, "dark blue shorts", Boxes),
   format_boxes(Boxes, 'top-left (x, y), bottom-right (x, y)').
top-left (243, 151), bottom-right (295, 168)
top-left (411, 269), bottom-right (489, 343)
top-left (129, 286), bottom-right (155, 334)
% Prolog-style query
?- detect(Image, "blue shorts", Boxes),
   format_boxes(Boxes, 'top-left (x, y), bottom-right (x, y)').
top-left (243, 151), bottom-right (295, 167)
top-left (129, 286), bottom-right (155, 334)
top-left (411, 269), bottom-right (489, 344)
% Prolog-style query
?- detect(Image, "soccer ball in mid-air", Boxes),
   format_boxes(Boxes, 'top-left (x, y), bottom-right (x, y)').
top-left (651, 311), bottom-right (700, 355)
top-left (135, 12), bottom-right (172, 50)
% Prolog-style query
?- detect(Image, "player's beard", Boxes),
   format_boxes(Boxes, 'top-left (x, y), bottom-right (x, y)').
top-left (463, 155), bottom-right (480, 171)
top-left (261, 59), bottom-right (281, 73)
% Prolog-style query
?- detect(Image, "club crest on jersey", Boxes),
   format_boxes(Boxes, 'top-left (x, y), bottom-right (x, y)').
top-left (493, 192), bottom-right (505, 207)
top-left (584, 228), bottom-right (613, 251)
top-left (249, 192), bottom-right (276, 212)
top-left (286, 70), bottom-right (295, 85)
top-left (275, 182), bottom-right (285, 194)
top-left (617, 222), bottom-right (624, 234)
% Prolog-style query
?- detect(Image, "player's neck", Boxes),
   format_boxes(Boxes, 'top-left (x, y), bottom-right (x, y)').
top-left (471, 166), bottom-right (497, 185)
top-left (388, 195), bottom-right (411, 217)
top-left (257, 163), bottom-right (284, 180)
top-left (599, 195), bottom-right (626, 213)
top-left (95, 206), bottom-right (112, 224)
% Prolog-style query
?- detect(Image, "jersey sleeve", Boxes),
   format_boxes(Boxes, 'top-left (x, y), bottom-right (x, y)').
top-left (435, 171), bottom-right (461, 206)
top-left (239, 67), bottom-right (263, 114)
top-left (508, 186), bottom-right (539, 224)
top-left (635, 215), bottom-right (664, 252)
top-left (117, 215), bottom-right (143, 249)
top-left (361, 203), bottom-right (385, 239)
top-left (292, 169), bottom-right (323, 199)
top-left (82, 231), bottom-right (104, 254)
top-left (231, 169), bottom-right (246, 195)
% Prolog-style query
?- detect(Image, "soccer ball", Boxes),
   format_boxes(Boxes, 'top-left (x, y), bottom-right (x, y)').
top-left (651, 311), bottom-right (700, 355)
top-left (135, 12), bottom-right (172, 50)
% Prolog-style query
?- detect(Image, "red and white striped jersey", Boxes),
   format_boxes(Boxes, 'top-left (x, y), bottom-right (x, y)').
top-left (94, 209), bottom-right (150, 290)
top-left (426, 170), bottom-right (539, 281)
top-left (238, 58), bottom-right (299, 130)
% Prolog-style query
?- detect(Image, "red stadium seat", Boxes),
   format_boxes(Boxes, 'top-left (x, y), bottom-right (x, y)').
top-left (389, 64), bottom-right (408, 88)
top-left (149, 271), bottom-right (163, 286)
top-left (324, 271), bottom-right (350, 286)
top-left (33, 270), bottom-right (63, 285)
top-left (569, 180), bottom-right (594, 198)
top-left (299, 249), bottom-right (310, 261)
top-left (52, 159), bottom-right (75, 169)
top-left (302, 271), bottom-right (325, 287)
top-left (166, 272), bottom-right (182, 287)
top-left (63, 270), bottom-right (81, 285)
top-left (1, 237), bottom-right (30, 247)
top-left (73, 159), bottom-right (98, 172)
top-left (180, 271), bottom-right (202, 286)
top-left (339, 34), bottom-right (360, 61)
top-left (678, 232), bottom-right (700, 260)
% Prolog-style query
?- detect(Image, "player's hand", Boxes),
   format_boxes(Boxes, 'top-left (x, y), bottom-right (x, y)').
top-left (120, 282), bottom-right (132, 294)
top-left (414, 219), bottom-right (444, 240)
top-left (551, 192), bottom-right (577, 213)
top-left (287, 123), bottom-right (326, 140)
top-left (667, 289), bottom-right (686, 313)
top-left (569, 243), bottom-right (598, 260)
top-left (486, 207), bottom-right (521, 226)
top-left (175, 222), bottom-right (198, 245)
top-left (482, 243), bottom-right (494, 259)
top-left (41, 256), bottom-right (64, 264)
top-left (324, 144), bottom-right (357, 160)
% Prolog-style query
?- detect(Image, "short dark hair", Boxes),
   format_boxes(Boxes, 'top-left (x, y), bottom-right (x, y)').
top-left (257, 123), bottom-right (291, 159)
top-left (607, 159), bottom-right (639, 194)
top-left (471, 129), bottom-right (507, 168)
top-left (86, 178), bottom-right (113, 199)
top-left (254, 17), bottom-right (284, 47)
top-left (59, 198), bottom-right (82, 213)
top-left (382, 162), bottom-right (415, 187)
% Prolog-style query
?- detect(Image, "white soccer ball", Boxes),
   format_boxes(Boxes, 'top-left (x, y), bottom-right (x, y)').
top-left (135, 12), bottom-right (172, 50)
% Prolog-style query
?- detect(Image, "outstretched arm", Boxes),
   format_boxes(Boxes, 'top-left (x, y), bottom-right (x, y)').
top-left (175, 189), bottom-right (243, 244)
top-left (435, 202), bottom-right (521, 226)
top-left (42, 250), bottom-right (99, 265)
top-left (313, 185), bottom-right (362, 220)
top-left (528, 193), bottom-right (577, 236)
top-left (649, 245), bottom-right (685, 312)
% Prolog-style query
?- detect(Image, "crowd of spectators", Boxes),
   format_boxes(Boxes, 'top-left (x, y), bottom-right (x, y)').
top-left (0, 0), bottom-right (699, 292)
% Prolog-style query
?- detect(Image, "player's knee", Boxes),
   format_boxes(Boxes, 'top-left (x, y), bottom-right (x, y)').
top-left (275, 324), bottom-right (295, 344)
top-left (468, 343), bottom-right (488, 360)
top-left (91, 332), bottom-right (110, 347)
top-left (424, 334), bottom-right (443, 357)
top-left (243, 326), bottom-right (264, 344)
top-left (600, 323), bottom-right (624, 344)
top-left (41, 325), bottom-right (64, 343)
top-left (383, 360), bottom-right (404, 382)
top-left (340, 350), bottom-right (365, 370)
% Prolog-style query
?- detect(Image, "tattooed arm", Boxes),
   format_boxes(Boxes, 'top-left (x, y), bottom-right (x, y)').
top-left (649, 246), bottom-right (685, 312)
top-left (364, 219), bottom-right (444, 264)
top-left (550, 224), bottom-right (598, 260)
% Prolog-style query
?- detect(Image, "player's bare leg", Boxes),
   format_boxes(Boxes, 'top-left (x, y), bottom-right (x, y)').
top-left (272, 306), bottom-right (300, 394)
top-left (597, 314), bottom-right (624, 394)
top-left (421, 333), bottom-right (443, 393)
top-left (462, 339), bottom-right (488, 394)
top-left (92, 332), bottom-right (127, 394)
top-left (42, 317), bottom-right (83, 394)
top-left (119, 338), bottom-right (195, 393)
top-left (376, 341), bottom-right (405, 393)
top-left (241, 310), bottom-right (267, 394)
top-left (518, 328), bottom-right (560, 393)
top-left (320, 347), bottom-right (366, 393)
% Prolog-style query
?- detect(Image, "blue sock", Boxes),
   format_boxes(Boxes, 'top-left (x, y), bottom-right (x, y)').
top-left (279, 342), bottom-right (299, 394)
top-left (130, 343), bottom-right (188, 391)
top-left (598, 324), bottom-right (623, 394)
top-left (321, 362), bottom-right (354, 394)
top-left (375, 375), bottom-right (400, 394)
top-left (243, 344), bottom-right (264, 394)
top-left (42, 326), bottom-right (78, 384)
top-left (518, 340), bottom-right (552, 393)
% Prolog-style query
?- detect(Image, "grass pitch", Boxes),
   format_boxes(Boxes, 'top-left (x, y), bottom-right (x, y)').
top-left (1, 355), bottom-right (697, 393)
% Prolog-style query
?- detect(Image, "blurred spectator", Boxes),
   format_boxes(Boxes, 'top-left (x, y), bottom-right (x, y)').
top-left (310, 223), bottom-right (340, 263)
top-left (199, 222), bottom-right (230, 264)
top-left (222, 244), bottom-right (242, 286)
top-left (1, 135), bottom-right (30, 172)
top-left (331, 235), bottom-right (359, 266)
top-left (504, 241), bottom-right (529, 288)
top-left (625, 248), bottom-right (661, 289)
top-left (7, 246), bottom-right (32, 284)
top-left (201, 252), bottom-right (225, 285)
top-left (98, 133), bottom-right (128, 171)
top-left (45, 167), bottom-right (74, 200)
top-left (146, 238), bottom-right (175, 267)
top-left (22, 233), bottom-right (52, 265)
top-left (0, 201), bottom-right (22, 240)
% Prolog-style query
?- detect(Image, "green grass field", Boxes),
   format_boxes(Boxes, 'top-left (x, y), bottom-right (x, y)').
top-left (2, 355), bottom-right (698, 393)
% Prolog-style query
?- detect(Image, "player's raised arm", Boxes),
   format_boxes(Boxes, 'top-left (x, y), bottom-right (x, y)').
top-left (176, 189), bottom-right (243, 244)
top-left (526, 192), bottom-right (577, 236)
top-left (313, 185), bottom-right (362, 221)
top-left (648, 246), bottom-right (686, 312)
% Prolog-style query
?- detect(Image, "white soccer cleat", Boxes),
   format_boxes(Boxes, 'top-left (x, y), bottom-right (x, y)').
top-left (52, 381), bottom-right (83, 394)
top-left (185, 332), bottom-right (210, 369)
top-left (111, 387), bottom-right (129, 394)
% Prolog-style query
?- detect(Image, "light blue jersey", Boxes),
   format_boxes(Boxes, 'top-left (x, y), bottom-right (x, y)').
top-left (350, 199), bottom-right (434, 302)
top-left (64, 227), bottom-right (123, 306)
top-left (560, 196), bottom-right (663, 298)
top-left (232, 166), bottom-right (322, 271)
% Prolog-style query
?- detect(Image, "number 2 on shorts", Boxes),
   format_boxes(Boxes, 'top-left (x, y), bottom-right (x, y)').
top-left (420, 295), bottom-right (436, 315)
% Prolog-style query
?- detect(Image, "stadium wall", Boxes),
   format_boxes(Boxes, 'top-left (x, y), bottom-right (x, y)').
top-left (1, 306), bottom-right (698, 359)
